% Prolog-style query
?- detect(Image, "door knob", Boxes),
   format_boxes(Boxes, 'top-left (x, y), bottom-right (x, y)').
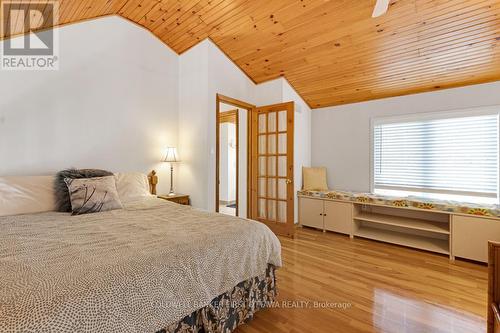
top-left (286, 179), bottom-right (292, 184)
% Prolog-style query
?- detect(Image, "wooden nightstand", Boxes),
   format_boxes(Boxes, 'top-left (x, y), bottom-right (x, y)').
top-left (158, 194), bottom-right (190, 206)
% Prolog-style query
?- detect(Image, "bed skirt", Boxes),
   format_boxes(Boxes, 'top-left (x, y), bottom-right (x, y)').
top-left (157, 264), bottom-right (277, 333)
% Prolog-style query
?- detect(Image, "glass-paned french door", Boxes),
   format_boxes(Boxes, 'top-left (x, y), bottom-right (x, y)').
top-left (250, 102), bottom-right (295, 237)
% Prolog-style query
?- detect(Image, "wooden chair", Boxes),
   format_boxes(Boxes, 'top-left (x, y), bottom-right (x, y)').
top-left (488, 241), bottom-right (500, 333)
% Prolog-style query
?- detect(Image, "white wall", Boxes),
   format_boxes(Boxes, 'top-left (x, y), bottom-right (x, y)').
top-left (283, 79), bottom-right (312, 222)
top-left (254, 79), bottom-right (284, 106)
top-left (219, 123), bottom-right (229, 202)
top-left (311, 81), bottom-right (500, 193)
top-left (178, 40), bottom-right (209, 208)
top-left (227, 123), bottom-right (236, 202)
top-left (219, 122), bottom-right (236, 203)
top-left (0, 16), bottom-right (179, 194)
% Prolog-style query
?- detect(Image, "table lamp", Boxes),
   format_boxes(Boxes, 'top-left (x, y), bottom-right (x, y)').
top-left (163, 147), bottom-right (180, 196)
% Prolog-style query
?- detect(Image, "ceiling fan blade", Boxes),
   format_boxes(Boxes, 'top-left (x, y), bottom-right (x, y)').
top-left (372, 0), bottom-right (390, 17)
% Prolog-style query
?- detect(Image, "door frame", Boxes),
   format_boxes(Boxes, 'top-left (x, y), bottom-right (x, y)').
top-left (215, 94), bottom-right (256, 217)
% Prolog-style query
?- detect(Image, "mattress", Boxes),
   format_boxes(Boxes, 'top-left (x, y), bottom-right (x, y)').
top-left (0, 198), bottom-right (282, 332)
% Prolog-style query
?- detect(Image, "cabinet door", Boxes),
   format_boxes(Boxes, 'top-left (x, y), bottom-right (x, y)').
top-left (299, 198), bottom-right (324, 230)
top-left (452, 215), bottom-right (500, 262)
top-left (324, 201), bottom-right (352, 235)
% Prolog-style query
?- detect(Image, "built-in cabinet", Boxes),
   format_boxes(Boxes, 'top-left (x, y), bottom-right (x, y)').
top-left (299, 197), bottom-right (352, 235)
top-left (452, 215), bottom-right (500, 262)
top-left (299, 197), bottom-right (324, 230)
top-left (325, 201), bottom-right (352, 235)
top-left (298, 195), bottom-right (500, 263)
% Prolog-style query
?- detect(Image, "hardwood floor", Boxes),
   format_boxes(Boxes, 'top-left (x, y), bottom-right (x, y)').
top-left (237, 228), bottom-right (488, 333)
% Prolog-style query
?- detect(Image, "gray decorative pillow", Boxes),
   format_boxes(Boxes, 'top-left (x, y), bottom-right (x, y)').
top-left (64, 176), bottom-right (123, 215)
top-left (55, 168), bottom-right (114, 212)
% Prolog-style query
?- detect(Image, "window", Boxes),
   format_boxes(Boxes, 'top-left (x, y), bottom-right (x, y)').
top-left (371, 108), bottom-right (499, 204)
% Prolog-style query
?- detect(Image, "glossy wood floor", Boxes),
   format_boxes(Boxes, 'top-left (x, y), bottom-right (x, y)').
top-left (237, 228), bottom-right (488, 333)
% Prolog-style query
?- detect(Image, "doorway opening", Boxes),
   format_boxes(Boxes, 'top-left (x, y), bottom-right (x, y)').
top-left (219, 109), bottom-right (238, 216)
top-left (216, 94), bottom-right (255, 217)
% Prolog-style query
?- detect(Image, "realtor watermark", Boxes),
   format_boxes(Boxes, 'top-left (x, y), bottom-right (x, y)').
top-left (152, 299), bottom-right (354, 311)
top-left (1, 0), bottom-right (59, 70)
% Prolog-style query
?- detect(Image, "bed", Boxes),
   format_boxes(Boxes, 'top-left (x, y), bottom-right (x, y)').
top-left (0, 175), bottom-right (282, 332)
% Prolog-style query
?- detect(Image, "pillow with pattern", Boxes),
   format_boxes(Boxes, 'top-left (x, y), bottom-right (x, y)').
top-left (55, 168), bottom-right (114, 212)
top-left (64, 176), bottom-right (123, 215)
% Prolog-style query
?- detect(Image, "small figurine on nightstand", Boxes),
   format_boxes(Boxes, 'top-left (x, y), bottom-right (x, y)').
top-left (148, 170), bottom-right (158, 195)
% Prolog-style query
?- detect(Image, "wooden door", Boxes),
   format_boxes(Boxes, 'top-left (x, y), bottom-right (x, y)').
top-left (250, 102), bottom-right (295, 237)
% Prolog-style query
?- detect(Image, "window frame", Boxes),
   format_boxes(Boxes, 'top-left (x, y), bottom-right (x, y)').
top-left (369, 106), bottom-right (500, 203)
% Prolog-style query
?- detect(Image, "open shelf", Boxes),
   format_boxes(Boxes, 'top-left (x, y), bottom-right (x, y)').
top-left (355, 226), bottom-right (449, 255)
top-left (354, 212), bottom-right (449, 235)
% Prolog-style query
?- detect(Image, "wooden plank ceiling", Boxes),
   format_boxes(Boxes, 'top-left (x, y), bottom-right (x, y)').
top-left (1, 0), bottom-right (499, 108)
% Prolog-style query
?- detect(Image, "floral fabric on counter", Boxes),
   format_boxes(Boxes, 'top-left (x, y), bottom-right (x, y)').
top-left (298, 190), bottom-right (500, 218)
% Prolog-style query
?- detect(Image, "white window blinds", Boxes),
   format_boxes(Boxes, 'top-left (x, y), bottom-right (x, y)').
top-left (373, 111), bottom-right (499, 200)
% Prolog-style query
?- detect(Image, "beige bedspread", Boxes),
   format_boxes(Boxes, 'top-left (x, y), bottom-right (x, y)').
top-left (0, 198), bottom-right (282, 332)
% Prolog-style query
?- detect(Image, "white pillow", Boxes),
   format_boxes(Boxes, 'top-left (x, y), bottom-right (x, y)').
top-left (114, 172), bottom-right (152, 203)
top-left (0, 175), bottom-right (56, 217)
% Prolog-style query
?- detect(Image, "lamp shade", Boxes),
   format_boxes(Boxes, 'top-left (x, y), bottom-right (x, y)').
top-left (163, 147), bottom-right (179, 162)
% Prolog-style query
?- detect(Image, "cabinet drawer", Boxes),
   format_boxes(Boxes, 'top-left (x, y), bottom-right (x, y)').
top-left (299, 197), bottom-right (324, 230)
top-left (452, 215), bottom-right (500, 262)
top-left (324, 201), bottom-right (352, 235)
top-left (174, 197), bottom-right (190, 205)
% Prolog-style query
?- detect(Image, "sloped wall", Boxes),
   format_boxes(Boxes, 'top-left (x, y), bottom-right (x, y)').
top-left (0, 16), bottom-right (179, 194)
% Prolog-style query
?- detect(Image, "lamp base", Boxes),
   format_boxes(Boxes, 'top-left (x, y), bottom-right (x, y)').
top-left (168, 164), bottom-right (175, 197)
